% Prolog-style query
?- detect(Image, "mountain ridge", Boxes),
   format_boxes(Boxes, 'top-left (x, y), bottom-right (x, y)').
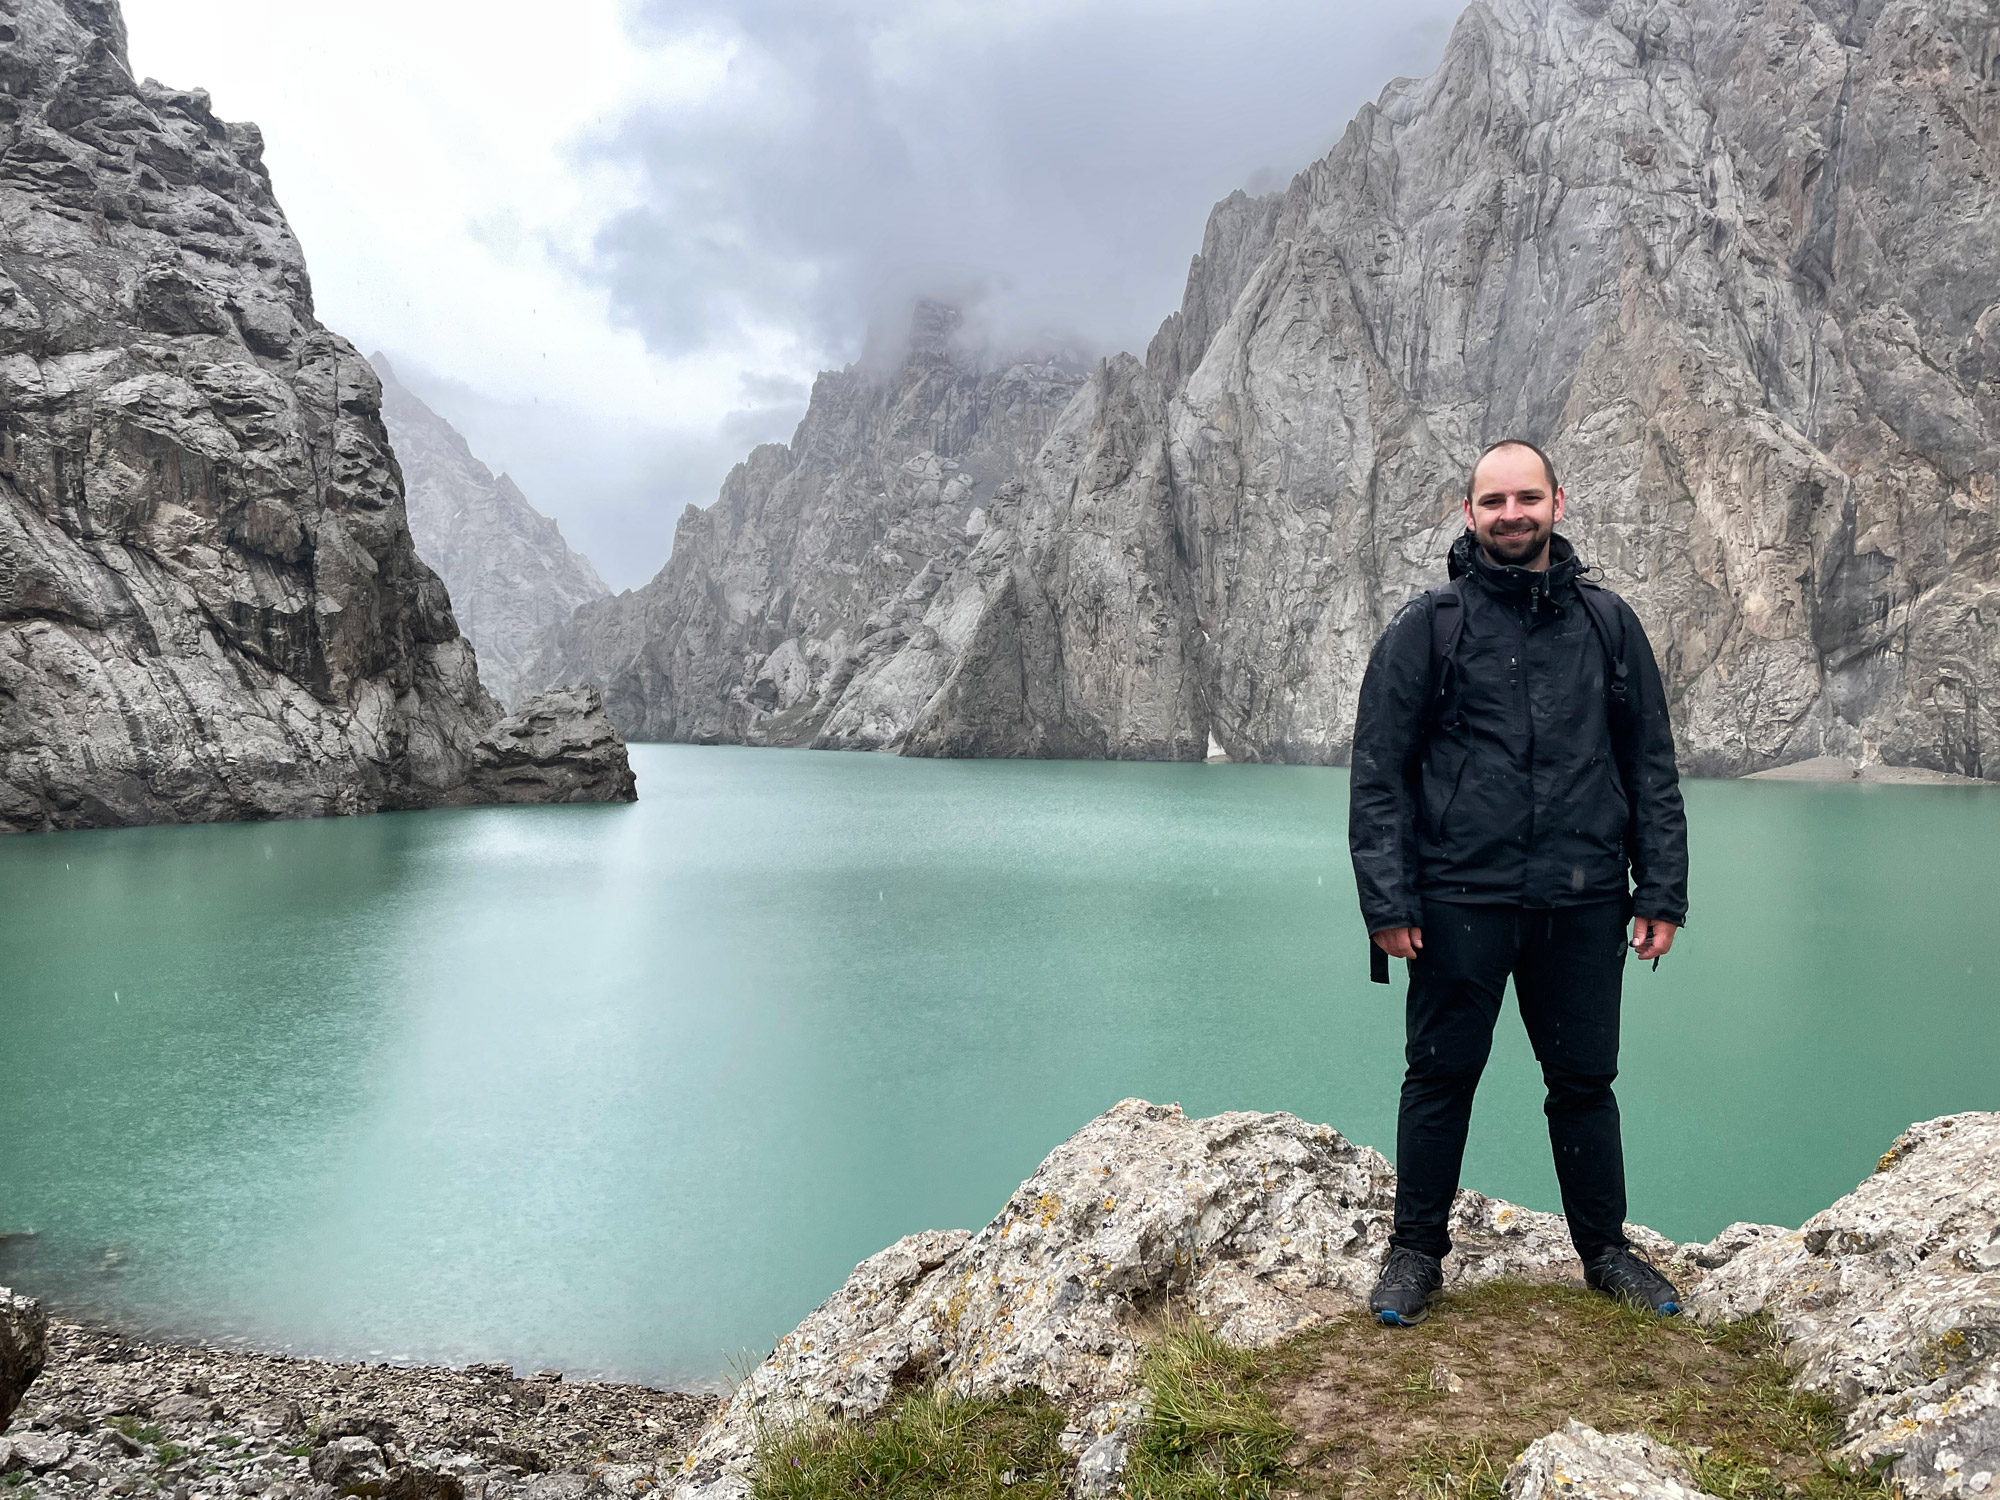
top-left (0, 0), bottom-right (633, 829)
top-left (373, 354), bottom-right (610, 708)
top-left (526, 0), bottom-right (2000, 782)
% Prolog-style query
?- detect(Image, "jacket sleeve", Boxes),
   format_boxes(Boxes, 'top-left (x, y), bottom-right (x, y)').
top-left (1620, 603), bottom-right (1689, 925)
top-left (1349, 598), bottom-right (1433, 934)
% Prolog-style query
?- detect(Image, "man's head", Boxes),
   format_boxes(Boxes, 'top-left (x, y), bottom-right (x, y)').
top-left (1464, 439), bottom-right (1564, 569)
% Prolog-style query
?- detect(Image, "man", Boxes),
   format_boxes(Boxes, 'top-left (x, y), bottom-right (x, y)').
top-left (1347, 438), bottom-right (1689, 1325)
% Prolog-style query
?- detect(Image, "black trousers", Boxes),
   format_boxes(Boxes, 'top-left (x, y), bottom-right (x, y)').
top-left (1389, 898), bottom-right (1630, 1261)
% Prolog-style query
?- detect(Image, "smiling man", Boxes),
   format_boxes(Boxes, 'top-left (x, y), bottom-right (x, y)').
top-left (1347, 438), bottom-right (1690, 1326)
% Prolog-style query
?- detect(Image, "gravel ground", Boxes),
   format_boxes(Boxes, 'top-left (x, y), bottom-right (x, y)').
top-left (0, 1318), bottom-right (717, 1499)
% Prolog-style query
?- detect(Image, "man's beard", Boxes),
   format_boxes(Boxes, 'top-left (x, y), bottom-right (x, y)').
top-left (1478, 518), bottom-right (1551, 565)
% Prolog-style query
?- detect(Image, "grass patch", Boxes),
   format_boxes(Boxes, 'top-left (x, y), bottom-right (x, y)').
top-left (111, 1416), bottom-right (164, 1445)
top-left (753, 1387), bottom-right (1070, 1499)
top-left (1272, 1280), bottom-right (1893, 1500)
top-left (747, 1281), bottom-right (1894, 1500)
top-left (1124, 1321), bottom-right (1293, 1499)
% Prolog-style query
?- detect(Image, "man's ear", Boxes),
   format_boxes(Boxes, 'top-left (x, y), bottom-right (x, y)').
top-left (1552, 487), bottom-right (1566, 526)
top-left (1462, 495), bottom-right (1475, 529)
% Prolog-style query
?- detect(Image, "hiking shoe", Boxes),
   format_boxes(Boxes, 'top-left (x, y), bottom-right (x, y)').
top-left (1369, 1247), bottom-right (1444, 1326)
top-left (1585, 1246), bottom-right (1682, 1315)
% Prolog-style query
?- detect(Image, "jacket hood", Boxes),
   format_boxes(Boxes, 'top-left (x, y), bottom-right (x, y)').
top-left (1448, 529), bottom-right (1582, 608)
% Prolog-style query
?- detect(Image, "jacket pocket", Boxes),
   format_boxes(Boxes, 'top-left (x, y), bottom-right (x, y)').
top-left (1421, 745), bottom-right (1469, 843)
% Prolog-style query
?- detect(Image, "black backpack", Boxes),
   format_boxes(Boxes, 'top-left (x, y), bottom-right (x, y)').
top-left (1366, 578), bottom-right (1635, 986)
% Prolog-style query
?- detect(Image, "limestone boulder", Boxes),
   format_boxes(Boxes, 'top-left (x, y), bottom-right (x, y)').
top-left (1503, 1421), bottom-right (1719, 1500)
top-left (459, 685), bottom-right (637, 806)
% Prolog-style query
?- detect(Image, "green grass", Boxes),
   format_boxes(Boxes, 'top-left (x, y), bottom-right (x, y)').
top-left (1123, 1321), bottom-right (1293, 1499)
top-left (1402, 1437), bottom-right (1506, 1500)
top-left (754, 1387), bottom-right (1070, 1500)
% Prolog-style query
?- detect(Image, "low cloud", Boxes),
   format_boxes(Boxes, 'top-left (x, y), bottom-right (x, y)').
top-left (593, 0), bottom-right (1463, 368)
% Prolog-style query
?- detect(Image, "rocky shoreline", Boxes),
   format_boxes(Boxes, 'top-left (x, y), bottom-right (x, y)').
top-left (0, 1312), bottom-right (712, 1500)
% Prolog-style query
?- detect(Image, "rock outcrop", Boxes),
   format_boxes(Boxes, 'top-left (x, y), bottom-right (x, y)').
top-left (0, 1288), bottom-right (47, 1431)
top-left (0, 0), bottom-right (632, 831)
top-left (1502, 1421), bottom-right (1720, 1500)
top-left (517, 302), bottom-right (1089, 748)
top-left (670, 1099), bottom-right (1691, 1499)
top-left (671, 1101), bottom-right (1998, 1500)
top-left (541, 0), bottom-right (2000, 780)
top-left (1688, 1111), bottom-right (2000, 1500)
top-left (373, 356), bottom-right (609, 708)
top-left (465, 684), bottom-right (635, 804)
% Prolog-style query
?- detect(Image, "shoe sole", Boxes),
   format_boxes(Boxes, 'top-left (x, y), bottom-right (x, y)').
top-left (1375, 1308), bottom-right (1429, 1326)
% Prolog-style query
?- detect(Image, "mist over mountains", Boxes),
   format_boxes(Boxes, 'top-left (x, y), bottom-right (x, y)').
top-left (524, 0), bottom-right (2000, 781)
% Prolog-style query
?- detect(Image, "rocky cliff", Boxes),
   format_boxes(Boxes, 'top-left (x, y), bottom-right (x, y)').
top-left (0, 0), bottom-right (633, 830)
top-left (518, 302), bottom-right (1090, 746)
top-left (537, 0), bottom-right (2000, 779)
top-left (373, 355), bottom-right (609, 708)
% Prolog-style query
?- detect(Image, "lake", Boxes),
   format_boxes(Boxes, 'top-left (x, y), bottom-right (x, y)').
top-left (1, 746), bottom-right (1995, 1389)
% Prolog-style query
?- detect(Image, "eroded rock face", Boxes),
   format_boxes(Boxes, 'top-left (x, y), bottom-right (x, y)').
top-left (0, 0), bottom-right (630, 830)
top-left (1689, 1112), bottom-right (2000, 1499)
top-left (374, 356), bottom-right (609, 708)
top-left (517, 302), bottom-right (1089, 748)
top-left (546, 0), bottom-right (2000, 780)
top-left (670, 1099), bottom-right (1688, 1499)
top-left (1503, 1421), bottom-right (1720, 1500)
top-left (0, 1288), bottom-right (47, 1431)
top-left (461, 684), bottom-right (636, 805)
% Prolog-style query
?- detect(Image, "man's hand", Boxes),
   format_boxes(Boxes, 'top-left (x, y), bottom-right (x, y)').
top-left (1372, 926), bottom-right (1424, 960)
top-left (1631, 918), bottom-right (1678, 961)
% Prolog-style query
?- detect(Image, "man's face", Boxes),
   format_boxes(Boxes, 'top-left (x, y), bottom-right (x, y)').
top-left (1464, 445), bottom-right (1565, 568)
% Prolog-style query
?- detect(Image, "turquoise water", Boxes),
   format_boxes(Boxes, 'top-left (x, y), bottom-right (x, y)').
top-left (1, 746), bottom-right (1995, 1388)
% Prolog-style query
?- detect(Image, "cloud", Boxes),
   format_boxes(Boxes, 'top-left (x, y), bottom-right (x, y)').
top-left (593, 0), bottom-right (1464, 363)
top-left (119, 0), bottom-right (1465, 589)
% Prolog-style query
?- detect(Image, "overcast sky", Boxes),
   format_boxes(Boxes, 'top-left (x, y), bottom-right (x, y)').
top-left (119, 1), bottom-right (1462, 591)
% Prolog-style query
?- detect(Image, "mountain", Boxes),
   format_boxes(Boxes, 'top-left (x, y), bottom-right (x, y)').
top-left (0, 0), bottom-right (633, 830)
top-left (519, 303), bottom-right (1090, 747)
top-left (531, 0), bottom-right (2000, 780)
top-left (373, 355), bottom-right (609, 707)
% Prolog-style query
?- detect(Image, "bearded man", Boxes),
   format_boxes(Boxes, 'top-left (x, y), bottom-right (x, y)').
top-left (1347, 438), bottom-right (1689, 1325)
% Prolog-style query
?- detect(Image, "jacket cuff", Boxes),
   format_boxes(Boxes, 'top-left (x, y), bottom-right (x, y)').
top-left (1365, 913), bottom-right (1422, 935)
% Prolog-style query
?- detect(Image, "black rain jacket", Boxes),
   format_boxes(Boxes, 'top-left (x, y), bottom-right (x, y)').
top-left (1348, 531), bottom-right (1689, 932)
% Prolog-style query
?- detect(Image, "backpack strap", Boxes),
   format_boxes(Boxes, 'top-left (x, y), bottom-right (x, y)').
top-left (1426, 580), bottom-right (1466, 732)
top-left (1574, 581), bottom-right (1631, 721)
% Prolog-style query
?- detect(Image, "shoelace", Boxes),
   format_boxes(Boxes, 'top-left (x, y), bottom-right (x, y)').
top-left (1596, 1247), bottom-right (1670, 1294)
top-left (1378, 1250), bottom-right (1437, 1291)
